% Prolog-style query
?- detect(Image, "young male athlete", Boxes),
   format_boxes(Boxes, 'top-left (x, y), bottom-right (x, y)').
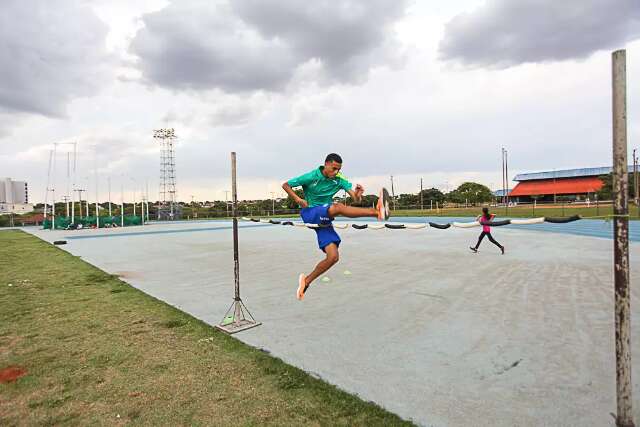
top-left (282, 153), bottom-right (390, 300)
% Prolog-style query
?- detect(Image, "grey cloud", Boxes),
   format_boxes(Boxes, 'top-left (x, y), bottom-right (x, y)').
top-left (129, 0), bottom-right (408, 92)
top-left (131, 2), bottom-right (297, 92)
top-left (439, 0), bottom-right (640, 68)
top-left (231, 0), bottom-right (407, 83)
top-left (0, 0), bottom-right (111, 117)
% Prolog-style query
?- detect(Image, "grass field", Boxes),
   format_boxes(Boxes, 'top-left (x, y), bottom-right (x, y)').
top-left (0, 230), bottom-right (412, 426)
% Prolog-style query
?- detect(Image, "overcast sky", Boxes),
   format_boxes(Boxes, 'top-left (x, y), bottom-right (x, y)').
top-left (1, 0), bottom-right (639, 203)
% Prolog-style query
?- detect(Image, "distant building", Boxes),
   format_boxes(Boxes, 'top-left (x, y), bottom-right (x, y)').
top-left (509, 166), bottom-right (633, 202)
top-left (0, 178), bottom-right (33, 214)
top-left (493, 189), bottom-right (512, 198)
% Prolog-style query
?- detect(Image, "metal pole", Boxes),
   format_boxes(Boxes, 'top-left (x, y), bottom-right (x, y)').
top-left (146, 180), bottom-right (150, 222)
top-left (390, 175), bottom-right (396, 210)
top-left (66, 152), bottom-right (70, 217)
top-left (108, 177), bottom-right (112, 216)
top-left (51, 189), bottom-right (55, 230)
top-left (71, 144), bottom-right (76, 225)
top-left (505, 148), bottom-right (509, 215)
top-left (94, 152), bottom-right (99, 229)
top-left (553, 169), bottom-right (557, 205)
top-left (121, 184), bottom-right (124, 228)
top-left (612, 49), bottom-right (634, 427)
top-left (270, 192), bottom-right (275, 215)
top-left (420, 178), bottom-right (423, 211)
top-left (231, 152), bottom-right (240, 301)
top-left (215, 152), bottom-right (260, 334)
top-left (70, 188), bottom-right (75, 225)
top-left (633, 148), bottom-right (638, 211)
top-left (501, 148), bottom-right (506, 206)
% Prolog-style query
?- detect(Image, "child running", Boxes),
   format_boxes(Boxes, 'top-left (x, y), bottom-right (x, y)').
top-left (282, 153), bottom-right (390, 300)
top-left (469, 207), bottom-right (505, 254)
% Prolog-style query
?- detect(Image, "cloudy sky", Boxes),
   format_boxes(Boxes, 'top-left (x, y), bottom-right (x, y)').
top-left (1, 0), bottom-right (639, 203)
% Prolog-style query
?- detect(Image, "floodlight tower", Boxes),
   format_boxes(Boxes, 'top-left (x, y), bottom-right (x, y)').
top-left (153, 128), bottom-right (179, 220)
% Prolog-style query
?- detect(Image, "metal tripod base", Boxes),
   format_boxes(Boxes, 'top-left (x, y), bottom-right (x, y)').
top-left (215, 298), bottom-right (261, 334)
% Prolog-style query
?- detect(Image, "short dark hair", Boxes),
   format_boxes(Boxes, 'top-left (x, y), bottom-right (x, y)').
top-left (325, 153), bottom-right (342, 164)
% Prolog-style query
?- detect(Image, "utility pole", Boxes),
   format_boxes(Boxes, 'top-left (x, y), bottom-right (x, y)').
top-left (633, 148), bottom-right (638, 208)
top-left (108, 177), bottom-right (112, 216)
top-left (500, 147), bottom-right (509, 214)
top-left (501, 148), bottom-right (506, 206)
top-left (420, 178), bottom-right (423, 211)
top-left (505, 148), bottom-right (509, 208)
top-left (553, 169), bottom-right (557, 205)
top-left (74, 188), bottom-right (84, 221)
top-left (121, 183), bottom-right (124, 227)
top-left (390, 175), bottom-right (396, 210)
top-left (270, 192), bottom-right (276, 215)
top-left (61, 195), bottom-right (70, 217)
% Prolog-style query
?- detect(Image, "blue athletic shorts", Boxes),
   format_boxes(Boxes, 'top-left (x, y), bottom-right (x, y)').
top-left (300, 204), bottom-right (340, 252)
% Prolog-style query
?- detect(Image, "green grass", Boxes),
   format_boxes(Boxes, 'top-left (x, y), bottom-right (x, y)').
top-left (0, 230), bottom-right (413, 426)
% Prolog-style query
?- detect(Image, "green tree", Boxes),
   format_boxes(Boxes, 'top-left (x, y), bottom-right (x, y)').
top-left (446, 182), bottom-right (492, 204)
top-left (419, 188), bottom-right (445, 205)
top-left (285, 189), bottom-right (305, 209)
top-left (347, 193), bottom-right (378, 207)
top-left (596, 173), bottom-right (635, 200)
top-left (397, 193), bottom-right (418, 208)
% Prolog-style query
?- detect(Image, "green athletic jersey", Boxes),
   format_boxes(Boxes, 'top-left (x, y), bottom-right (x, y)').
top-left (287, 166), bottom-right (353, 207)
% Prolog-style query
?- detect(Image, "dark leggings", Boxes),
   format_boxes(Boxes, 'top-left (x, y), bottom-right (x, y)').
top-left (474, 231), bottom-right (503, 249)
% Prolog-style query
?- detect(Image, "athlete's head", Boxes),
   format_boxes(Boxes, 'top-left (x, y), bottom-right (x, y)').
top-left (323, 153), bottom-right (343, 178)
top-left (482, 207), bottom-right (490, 219)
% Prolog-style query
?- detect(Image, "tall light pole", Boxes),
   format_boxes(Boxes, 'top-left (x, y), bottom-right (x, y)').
top-left (62, 195), bottom-right (70, 217)
top-left (420, 178), bottom-right (423, 211)
top-left (633, 148), bottom-right (638, 207)
top-left (94, 147), bottom-right (99, 229)
top-left (154, 128), bottom-right (178, 220)
top-left (131, 178), bottom-right (137, 217)
top-left (120, 182), bottom-right (124, 227)
top-left (505, 148), bottom-right (509, 207)
top-left (74, 188), bottom-right (85, 220)
top-left (390, 175), bottom-right (396, 210)
top-left (108, 177), bottom-right (112, 216)
top-left (146, 180), bottom-right (150, 222)
top-left (501, 147), bottom-right (509, 207)
top-left (270, 192), bottom-right (276, 215)
top-left (553, 168), bottom-right (557, 205)
top-left (83, 177), bottom-right (90, 218)
top-left (501, 148), bottom-right (506, 206)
